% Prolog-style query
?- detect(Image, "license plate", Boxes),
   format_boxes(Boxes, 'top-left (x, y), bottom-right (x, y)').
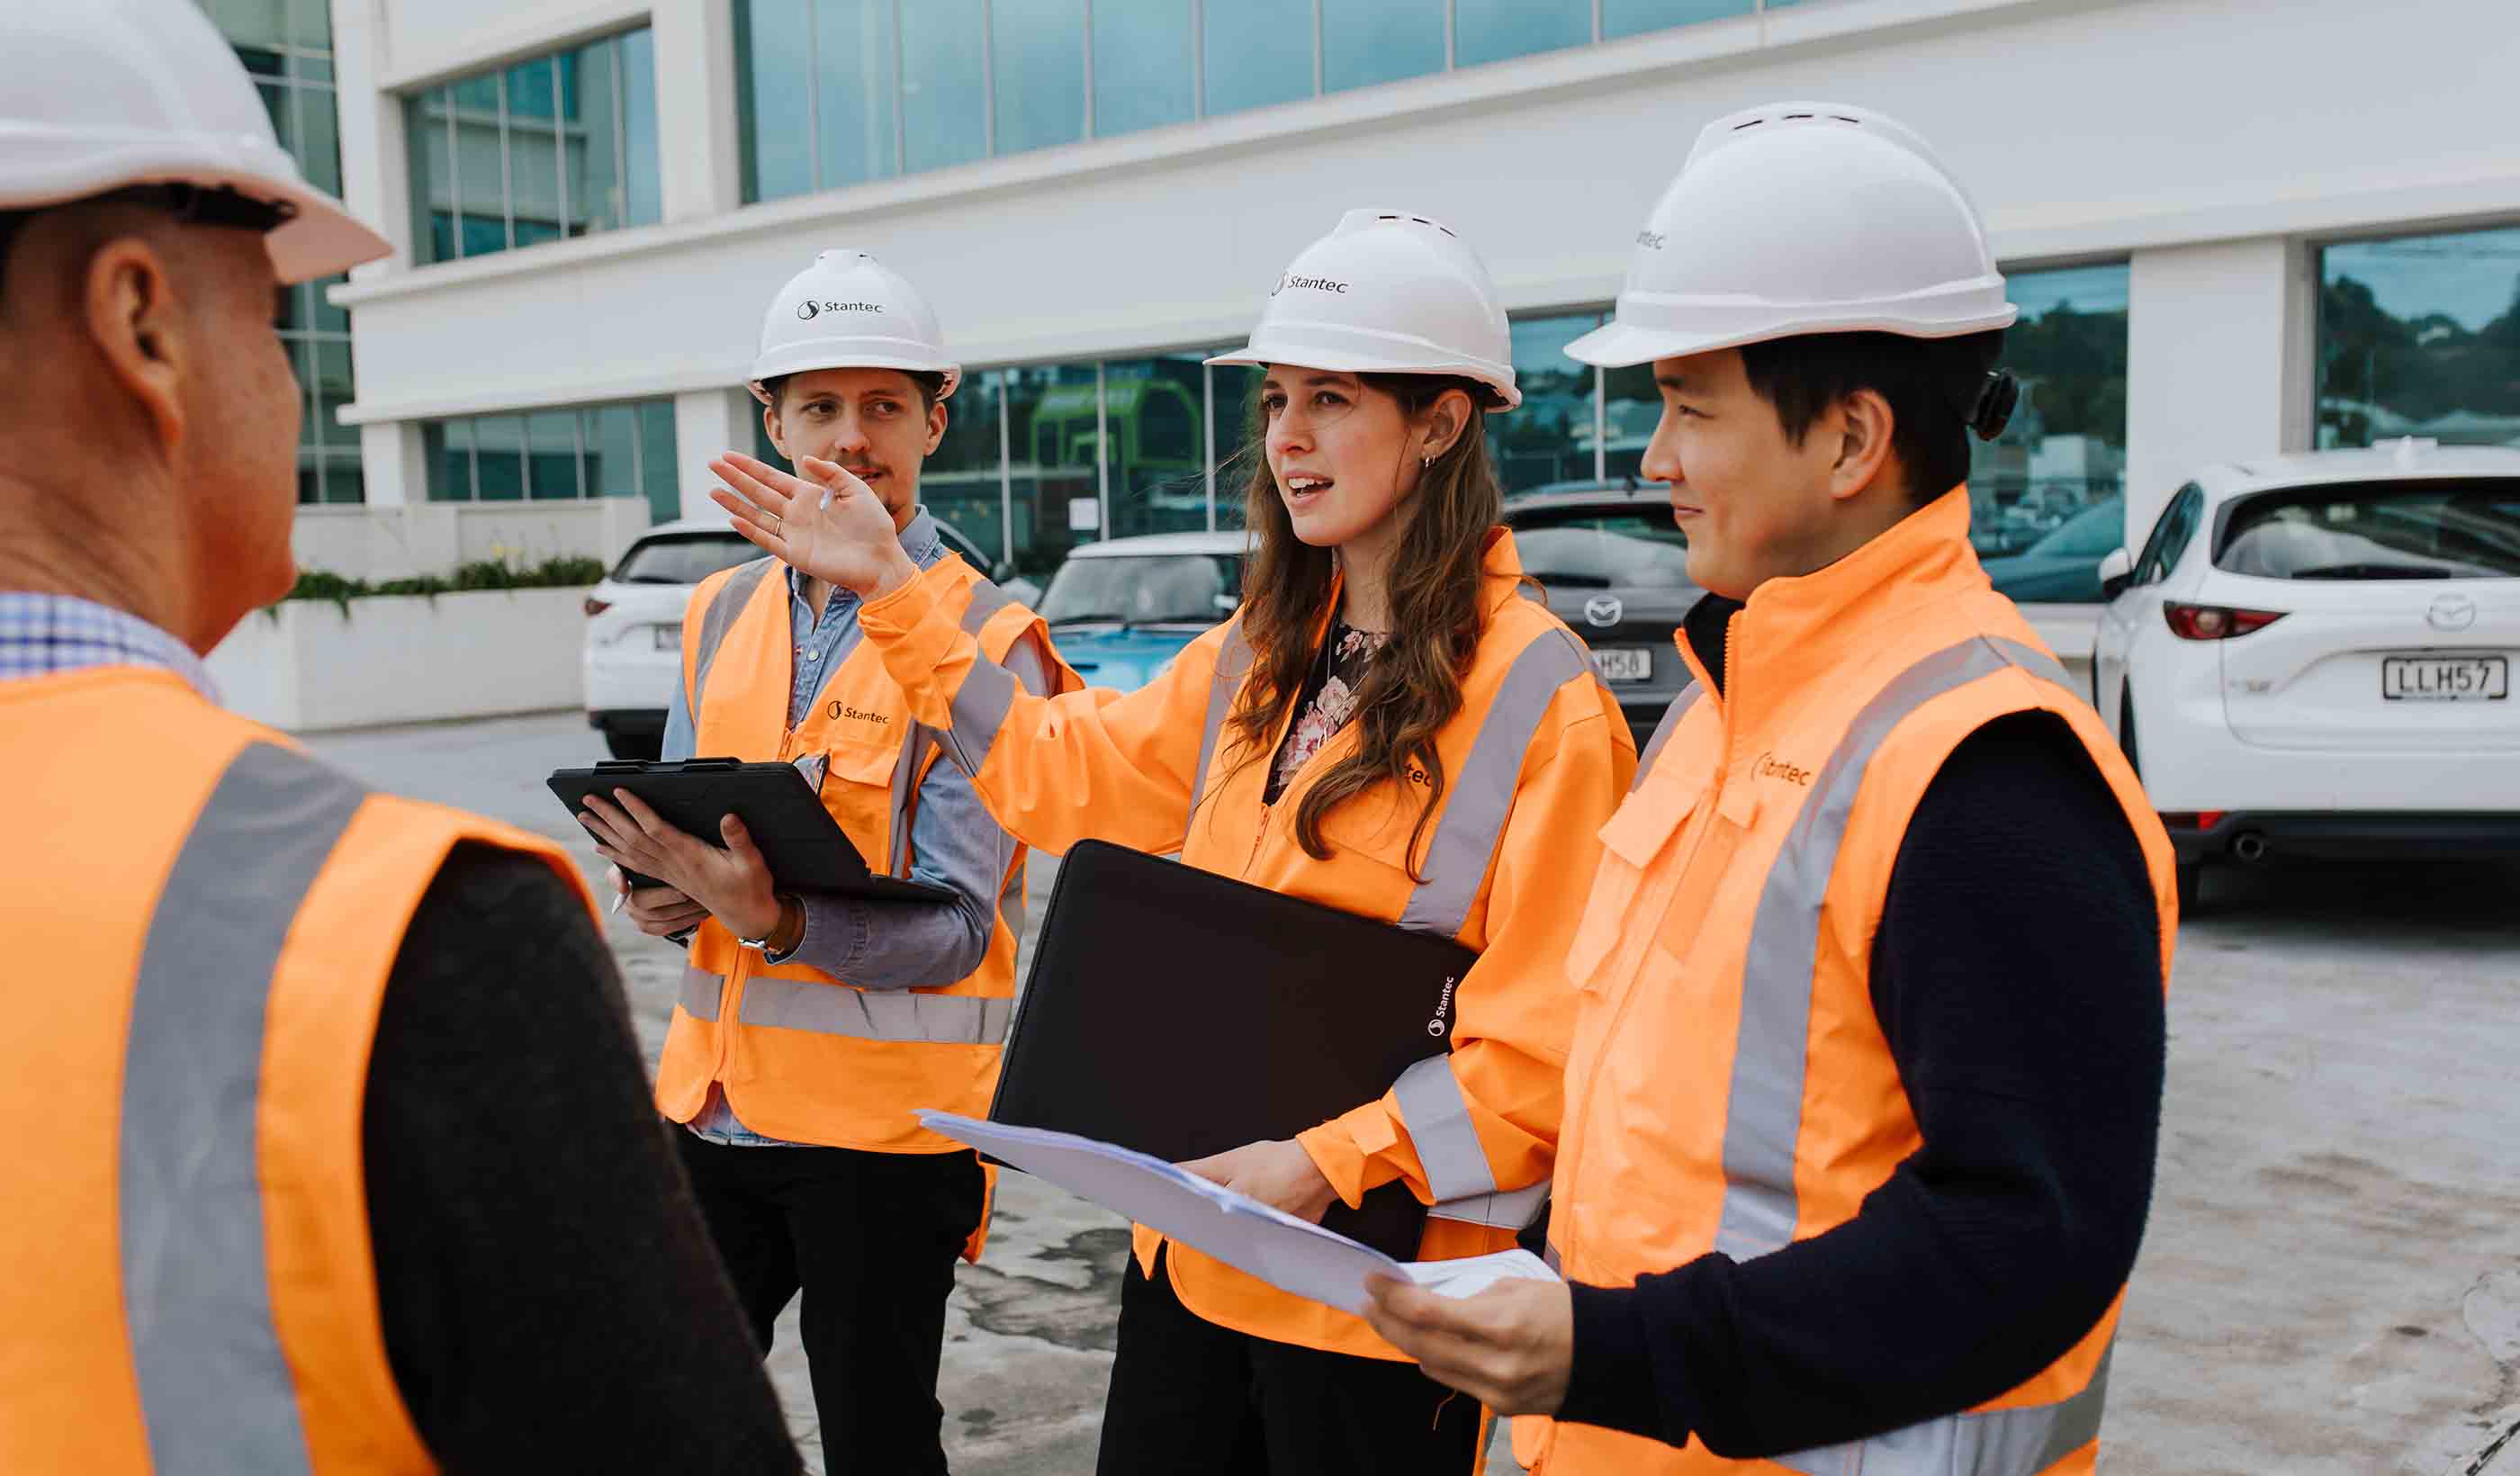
top-left (2380, 655), bottom-right (2507, 701)
top-left (652, 625), bottom-right (680, 652)
top-left (1592, 647), bottom-right (1652, 683)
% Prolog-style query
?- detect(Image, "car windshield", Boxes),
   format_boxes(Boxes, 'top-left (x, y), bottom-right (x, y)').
top-left (1039, 554), bottom-right (1244, 626)
top-left (611, 534), bottom-right (760, 586)
top-left (2020, 497), bottom-right (2126, 560)
top-left (2215, 478), bottom-right (2520, 580)
top-left (1503, 507), bottom-right (1692, 590)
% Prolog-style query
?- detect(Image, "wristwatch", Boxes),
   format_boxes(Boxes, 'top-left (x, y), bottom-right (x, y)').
top-left (738, 895), bottom-right (801, 954)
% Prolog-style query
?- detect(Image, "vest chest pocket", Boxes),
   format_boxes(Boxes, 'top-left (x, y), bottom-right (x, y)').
top-left (1567, 782), bottom-right (1706, 995)
top-left (806, 742), bottom-right (911, 869)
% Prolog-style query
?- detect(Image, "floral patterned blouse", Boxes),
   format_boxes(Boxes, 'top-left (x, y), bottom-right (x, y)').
top-left (1267, 623), bottom-right (1389, 804)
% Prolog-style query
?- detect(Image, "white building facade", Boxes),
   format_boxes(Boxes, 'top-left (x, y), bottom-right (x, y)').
top-left (320, 0), bottom-right (2520, 595)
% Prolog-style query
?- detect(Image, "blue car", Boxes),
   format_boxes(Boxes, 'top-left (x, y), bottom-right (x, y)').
top-left (1036, 531), bottom-right (1249, 690)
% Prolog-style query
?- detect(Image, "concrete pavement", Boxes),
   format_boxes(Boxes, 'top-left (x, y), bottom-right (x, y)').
top-left (310, 710), bottom-right (2520, 1474)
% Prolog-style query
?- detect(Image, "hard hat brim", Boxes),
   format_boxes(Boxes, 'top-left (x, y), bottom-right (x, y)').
top-left (0, 149), bottom-right (391, 285)
top-left (259, 177), bottom-right (393, 284)
top-left (749, 346), bottom-right (961, 400)
top-left (1205, 343), bottom-right (1523, 411)
top-left (1563, 305), bottom-right (2020, 369)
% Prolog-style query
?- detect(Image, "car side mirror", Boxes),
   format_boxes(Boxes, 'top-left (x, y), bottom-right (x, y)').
top-left (2097, 547), bottom-right (2135, 601)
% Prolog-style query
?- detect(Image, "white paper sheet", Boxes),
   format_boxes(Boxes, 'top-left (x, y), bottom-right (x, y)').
top-left (920, 1112), bottom-right (1556, 1316)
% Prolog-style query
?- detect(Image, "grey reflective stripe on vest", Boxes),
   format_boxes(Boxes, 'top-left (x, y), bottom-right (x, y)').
top-left (1633, 681), bottom-right (1706, 793)
top-left (122, 742), bottom-right (366, 1475)
top-left (1775, 1344), bottom-right (2112, 1476)
top-left (688, 558), bottom-right (777, 716)
top-left (1395, 627), bottom-right (1593, 939)
top-left (1191, 621), bottom-right (1256, 815)
top-left (1712, 634), bottom-right (2068, 1263)
top-left (1390, 1053), bottom-right (1553, 1228)
top-left (680, 962), bottom-right (723, 1021)
top-left (890, 585), bottom-right (1020, 875)
top-left (738, 976), bottom-right (1014, 1043)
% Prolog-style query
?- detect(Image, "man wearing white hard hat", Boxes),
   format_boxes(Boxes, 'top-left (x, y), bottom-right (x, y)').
top-left (0, 2), bottom-right (801, 1471)
top-left (1362, 105), bottom-right (2174, 1476)
top-left (710, 209), bottom-right (1633, 1472)
top-left (574, 248), bottom-right (1073, 1472)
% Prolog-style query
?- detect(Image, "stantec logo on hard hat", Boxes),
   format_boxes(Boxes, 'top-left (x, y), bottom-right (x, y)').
top-left (1273, 274), bottom-right (1350, 297)
top-left (797, 299), bottom-right (886, 320)
top-left (1634, 230), bottom-right (1668, 251)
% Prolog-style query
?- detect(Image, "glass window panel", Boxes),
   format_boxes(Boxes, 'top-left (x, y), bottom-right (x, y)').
top-left (922, 369), bottom-right (1008, 567)
top-left (1207, 358), bottom-right (1264, 532)
top-left (473, 415), bottom-right (528, 500)
top-left (406, 91), bottom-right (448, 264)
top-left (815, 0), bottom-right (900, 188)
top-left (1103, 355), bottom-right (1209, 541)
top-left (637, 400), bottom-right (681, 525)
top-left (1322, 0), bottom-right (1444, 95)
top-left (454, 86), bottom-right (508, 255)
top-left (1202, 0), bottom-right (1312, 118)
top-left (293, 340), bottom-right (321, 454)
top-left (570, 39), bottom-right (626, 233)
top-left (1601, 0), bottom-right (1755, 40)
top-left (1489, 314), bottom-right (1600, 495)
top-left (452, 73), bottom-right (500, 112)
top-left (285, 0), bottom-right (331, 49)
top-left (326, 461), bottom-right (365, 505)
top-left (993, 0), bottom-right (1086, 156)
top-left (313, 340), bottom-right (353, 437)
top-left (2318, 226), bottom-right (2520, 453)
top-left (203, 0), bottom-right (291, 52)
top-left (1454, 0), bottom-right (1589, 67)
top-left (526, 410), bottom-right (582, 499)
top-left (293, 54), bottom-right (335, 85)
top-left (1600, 316), bottom-right (1660, 486)
top-left (1969, 263), bottom-right (2128, 598)
top-left (424, 418), bottom-right (472, 500)
top-left (513, 218), bottom-right (564, 248)
top-left (1003, 363), bottom-right (1102, 574)
top-left (901, 0), bottom-right (986, 173)
top-left (313, 274), bottom-right (349, 333)
top-left (506, 58), bottom-right (557, 120)
top-left (586, 406), bottom-right (642, 500)
top-left (459, 213), bottom-right (508, 256)
top-left (237, 48), bottom-right (286, 78)
top-left (620, 30), bottom-right (663, 226)
top-left (737, 0), bottom-right (816, 202)
top-left (297, 85), bottom-right (341, 197)
top-left (256, 81), bottom-right (292, 158)
top-left (1092, 0), bottom-right (1192, 139)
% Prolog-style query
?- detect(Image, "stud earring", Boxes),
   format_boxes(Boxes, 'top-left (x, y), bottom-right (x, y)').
top-left (1421, 454), bottom-right (1434, 470)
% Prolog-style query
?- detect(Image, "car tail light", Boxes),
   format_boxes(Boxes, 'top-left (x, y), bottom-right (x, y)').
top-left (2163, 602), bottom-right (2284, 640)
top-left (582, 596), bottom-right (612, 617)
top-left (2157, 811), bottom-right (2227, 832)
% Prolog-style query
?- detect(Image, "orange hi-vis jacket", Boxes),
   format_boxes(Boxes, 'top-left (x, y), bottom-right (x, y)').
top-left (655, 553), bottom-right (1074, 1183)
top-left (1, 665), bottom-right (598, 1475)
top-left (1518, 490), bottom-right (2177, 1476)
top-left (857, 527), bottom-right (1636, 1358)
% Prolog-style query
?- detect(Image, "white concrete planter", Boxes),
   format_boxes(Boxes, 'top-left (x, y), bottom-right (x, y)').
top-left (207, 586), bottom-right (589, 732)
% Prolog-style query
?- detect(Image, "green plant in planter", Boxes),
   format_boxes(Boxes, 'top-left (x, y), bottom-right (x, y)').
top-left (277, 554), bottom-right (610, 617)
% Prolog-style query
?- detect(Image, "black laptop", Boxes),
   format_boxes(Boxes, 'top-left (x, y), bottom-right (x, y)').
top-left (988, 839), bottom-right (1480, 1260)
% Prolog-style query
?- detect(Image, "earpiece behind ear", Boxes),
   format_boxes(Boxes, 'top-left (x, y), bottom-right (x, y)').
top-left (1968, 370), bottom-right (2019, 441)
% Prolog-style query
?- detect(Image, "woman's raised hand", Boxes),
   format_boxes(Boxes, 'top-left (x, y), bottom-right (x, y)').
top-left (709, 451), bottom-right (922, 598)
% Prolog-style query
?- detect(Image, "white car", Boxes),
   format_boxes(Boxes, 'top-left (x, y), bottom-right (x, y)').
top-left (582, 515), bottom-right (1030, 759)
top-left (2091, 440), bottom-right (2520, 907)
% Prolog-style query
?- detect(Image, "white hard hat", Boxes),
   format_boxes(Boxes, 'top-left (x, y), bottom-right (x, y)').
top-left (0, 0), bottom-right (390, 284)
top-left (750, 249), bottom-right (961, 404)
top-left (1565, 103), bottom-right (2016, 368)
top-left (1208, 209), bottom-right (1521, 410)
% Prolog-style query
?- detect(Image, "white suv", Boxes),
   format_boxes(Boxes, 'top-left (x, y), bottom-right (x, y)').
top-left (2091, 441), bottom-right (2520, 906)
top-left (582, 516), bottom-right (1024, 758)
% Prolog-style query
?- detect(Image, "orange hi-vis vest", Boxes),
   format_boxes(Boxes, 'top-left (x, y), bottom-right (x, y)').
top-left (1516, 490), bottom-right (2177, 1476)
top-left (654, 552), bottom-right (1070, 1172)
top-left (1, 665), bottom-right (598, 1475)
top-left (856, 527), bottom-right (1636, 1358)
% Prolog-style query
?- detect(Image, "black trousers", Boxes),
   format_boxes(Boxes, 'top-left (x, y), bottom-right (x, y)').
top-left (1096, 1246), bottom-right (1481, 1475)
top-left (675, 1132), bottom-right (985, 1475)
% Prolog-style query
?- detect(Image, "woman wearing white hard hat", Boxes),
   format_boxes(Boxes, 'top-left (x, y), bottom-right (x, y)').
top-left (1358, 105), bottom-right (2174, 1476)
top-left (576, 248), bottom-right (1077, 1472)
top-left (710, 209), bottom-right (1634, 1472)
top-left (1, 1), bottom-right (805, 1471)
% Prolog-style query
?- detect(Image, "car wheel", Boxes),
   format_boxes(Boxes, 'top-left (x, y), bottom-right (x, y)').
top-left (2118, 683), bottom-right (2140, 780)
top-left (603, 728), bottom-right (662, 761)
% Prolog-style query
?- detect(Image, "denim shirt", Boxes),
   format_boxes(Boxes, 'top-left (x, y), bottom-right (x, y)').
top-left (666, 511), bottom-right (1044, 1147)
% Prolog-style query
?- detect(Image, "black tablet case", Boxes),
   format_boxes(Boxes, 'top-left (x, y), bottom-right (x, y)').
top-left (988, 839), bottom-right (1480, 1261)
top-left (548, 757), bottom-right (954, 904)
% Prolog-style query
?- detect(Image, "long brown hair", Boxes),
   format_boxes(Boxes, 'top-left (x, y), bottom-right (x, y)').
top-left (1215, 373), bottom-right (1508, 878)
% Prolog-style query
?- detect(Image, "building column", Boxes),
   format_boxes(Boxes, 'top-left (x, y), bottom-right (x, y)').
top-left (325, 0), bottom-right (411, 276)
top-left (2123, 237), bottom-right (2316, 540)
top-left (676, 389), bottom-right (758, 521)
top-left (650, 0), bottom-right (742, 223)
top-left (358, 421), bottom-right (429, 507)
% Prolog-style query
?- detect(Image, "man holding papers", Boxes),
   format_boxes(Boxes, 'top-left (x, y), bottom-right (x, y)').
top-left (1360, 105), bottom-right (2174, 1476)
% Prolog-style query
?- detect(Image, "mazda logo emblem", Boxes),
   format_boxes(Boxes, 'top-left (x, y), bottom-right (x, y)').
top-left (1583, 596), bottom-right (1623, 627)
top-left (2427, 594), bottom-right (2477, 632)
